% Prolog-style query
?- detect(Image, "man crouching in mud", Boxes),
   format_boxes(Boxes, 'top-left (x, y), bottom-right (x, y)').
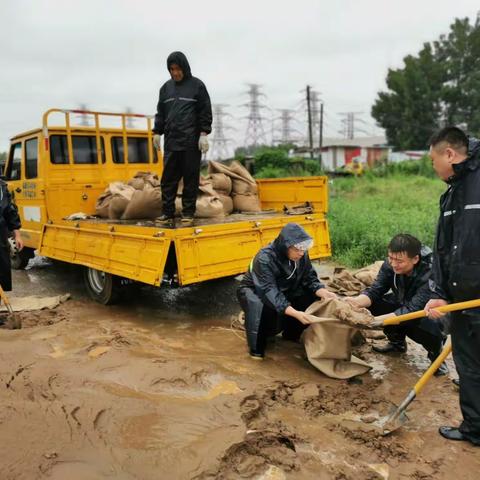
top-left (237, 223), bottom-right (337, 360)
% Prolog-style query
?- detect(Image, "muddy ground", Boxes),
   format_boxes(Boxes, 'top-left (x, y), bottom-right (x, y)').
top-left (0, 259), bottom-right (478, 480)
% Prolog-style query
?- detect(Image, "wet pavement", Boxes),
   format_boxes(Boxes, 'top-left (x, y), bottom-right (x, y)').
top-left (0, 257), bottom-right (478, 479)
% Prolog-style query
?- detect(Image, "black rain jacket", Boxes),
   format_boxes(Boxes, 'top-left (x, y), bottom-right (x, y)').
top-left (239, 223), bottom-right (324, 313)
top-left (0, 180), bottom-right (21, 291)
top-left (153, 51), bottom-right (212, 152)
top-left (431, 138), bottom-right (480, 303)
top-left (238, 223), bottom-right (324, 351)
top-left (363, 246), bottom-right (443, 336)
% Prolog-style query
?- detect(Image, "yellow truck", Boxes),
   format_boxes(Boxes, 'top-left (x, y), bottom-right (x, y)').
top-left (3, 109), bottom-right (331, 304)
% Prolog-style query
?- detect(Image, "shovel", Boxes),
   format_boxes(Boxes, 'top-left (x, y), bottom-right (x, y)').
top-left (0, 285), bottom-right (21, 329)
top-left (376, 339), bottom-right (452, 435)
top-left (370, 298), bottom-right (480, 329)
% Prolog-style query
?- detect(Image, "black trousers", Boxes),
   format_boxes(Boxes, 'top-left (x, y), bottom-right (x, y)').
top-left (451, 310), bottom-right (480, 443)
top-left (161, 149), bottom-right (201, 218)
top-left (253, 292), bottom-right (317, 355)
top-left (370, 295), bottom-right (444, 358)
top-left (0, 241), bottom-right (12, 291)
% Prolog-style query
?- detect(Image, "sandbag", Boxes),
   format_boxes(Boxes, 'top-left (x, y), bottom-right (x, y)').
top-left (127, 172), bottom-right (161, 190)
top-left (301, 298), bottom-right (372, 379)
top-left (229, 160), bottom-right (256, 184)
top-left (198, 177), bottom-right (217, 197)
top-left (109, 182), bottom-right (135, 201)
top-left (232, 193), bottom-right (261, 213)
top-left (354, 261), bottom-right (383, 287)
top-left (108, 195), bottom-right (130, 219)
top-left (217, 193), bottom-right (234, 215)
top-left (95, 192), bottom-right (112, 218)
top-left (206, 173), bottom-right (232, 195)
top-left (195, 194), bottom-right (224, 218)
top-left (122, 188), bottom-right (162, 220)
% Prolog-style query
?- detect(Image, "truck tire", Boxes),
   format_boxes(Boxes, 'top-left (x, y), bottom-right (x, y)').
top-left (83, 267), bottom-right (121, 305)
top-left (10, 241), bottom-right (35, 270)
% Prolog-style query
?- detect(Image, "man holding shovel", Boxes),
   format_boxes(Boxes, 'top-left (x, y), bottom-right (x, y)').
top-left (346, 233), bottom-right (448, 375)
top-left (0, 179), bottom-right (23, 325)
top-left (425, 126), bottom-right (480, 447)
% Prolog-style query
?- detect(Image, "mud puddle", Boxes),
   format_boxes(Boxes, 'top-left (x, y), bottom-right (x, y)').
top-left (0, 261), bottom-right (478, 479)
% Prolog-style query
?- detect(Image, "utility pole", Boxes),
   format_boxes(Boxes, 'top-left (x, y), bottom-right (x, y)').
top-left (243, 83), bottom-right (268, 148)
top-left (209, 104), bottom-right (234, 160)
top-left (306, 85), bottom-right (314, 159)
top-left (319, 102), bottom-right (324, 168)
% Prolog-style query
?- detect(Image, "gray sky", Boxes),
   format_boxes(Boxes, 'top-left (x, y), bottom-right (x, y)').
top-left (1, 0), bottom-right (479, 153)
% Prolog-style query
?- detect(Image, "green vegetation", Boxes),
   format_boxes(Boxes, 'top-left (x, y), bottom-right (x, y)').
top-left (372, 15), bottom-right (480, 149)
top-left (329, 172), bottom-right (446, 267)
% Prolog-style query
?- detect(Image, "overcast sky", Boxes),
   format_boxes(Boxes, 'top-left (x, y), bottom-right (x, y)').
top-left (1, 0), bottom-right (479, 153)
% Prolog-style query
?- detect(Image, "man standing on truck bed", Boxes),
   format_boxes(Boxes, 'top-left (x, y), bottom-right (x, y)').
top-left (153, 51), bottom-right (212, 228)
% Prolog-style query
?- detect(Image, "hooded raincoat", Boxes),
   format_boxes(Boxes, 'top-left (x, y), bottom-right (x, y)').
top-left (237, 223), bottom-right (324, 352)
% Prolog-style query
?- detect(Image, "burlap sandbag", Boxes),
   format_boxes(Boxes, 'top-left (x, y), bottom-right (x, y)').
top-left (127, 172), bottom-right (160, 190)
top-left (354, 261), bottom-right (384, 287)
top-left (218, 193), bottom-right (234, 214)
top-left (109, 182), bottom-right (136, 201)
top-left (195, 194), bottom-right (224, 218)
top-left (301, 298), bottom-right (372, 379)
top-left (122, 188), bottom-right (162, 220)
top-left (206, 173), bottom-right (232, 195)
top-left (95, 192), bottom-right (112, 218)
top-left (233, 193), bottom-right (261, 213)
top-left (321, 267), bottom-right (367, 296)
top-left (108, 195), bottom-right (130, 219)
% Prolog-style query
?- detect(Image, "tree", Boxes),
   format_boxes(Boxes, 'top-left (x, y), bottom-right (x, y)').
top-left (372, 14), bottom-right (480, 149)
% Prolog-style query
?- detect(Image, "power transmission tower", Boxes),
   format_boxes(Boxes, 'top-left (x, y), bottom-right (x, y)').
top-left (338, 112), bottom-right (368, 139)
top-left (273, 109), bottom-right (300, 145)
top-left (209, 104), bottom-right (234, 160)
top-left (125, 107), bottom-right (136, 129)
top-left (243, 83), bottom-right (268, 148)
top-left (76, 103), bottom-right (90, 126)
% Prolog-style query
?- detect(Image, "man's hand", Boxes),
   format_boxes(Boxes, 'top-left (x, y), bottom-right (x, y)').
top-left (153, 134), bottom-right (161, 151)
top-left (344, 294), bottom-right (371, 308)
top-left (425, 298), bottom-right (449, 320)
top-left (316, 288), bottom-right (337, 300)
top-left (14, 230), bottom-right (24, 251)
top-left (285, 306), bottom-right (312, 325)
top-left (198, 134), bottom-right (209, 154)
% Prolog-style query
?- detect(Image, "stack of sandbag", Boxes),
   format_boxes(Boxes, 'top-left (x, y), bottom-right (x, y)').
top-left (203, 172), bottom-right (233, 214)
top-left (95, 182), bottom-right (136, 220)
top-left (208, 160), bottom-right (261, 213)
top-left (175, 177), bottom-right (224, 218)
top-left (95, 175), bottom-right (162, 220)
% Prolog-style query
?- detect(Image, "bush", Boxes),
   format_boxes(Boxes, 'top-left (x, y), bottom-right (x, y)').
top-left (329, 175), bottom-right (445, 267)
top-left (369, 155), bottom-right (435, 178)
top-left (255, 166), bottom-right (290, 178)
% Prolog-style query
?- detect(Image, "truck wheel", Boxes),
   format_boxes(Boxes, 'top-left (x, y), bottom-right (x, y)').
top-left (10, 241), bottom-right (35, 270)
top-left (83, 267), bottom-right (120, 305)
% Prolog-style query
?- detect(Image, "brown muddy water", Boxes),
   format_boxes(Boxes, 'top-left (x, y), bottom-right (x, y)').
top-left (0, 259), bottom-right (478, 479)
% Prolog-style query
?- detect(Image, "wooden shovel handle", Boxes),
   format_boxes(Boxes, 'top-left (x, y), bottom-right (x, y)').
top-left (382, 298), bottom-right (480, 326)
top-left (414, 340), bottom-right (452, 394)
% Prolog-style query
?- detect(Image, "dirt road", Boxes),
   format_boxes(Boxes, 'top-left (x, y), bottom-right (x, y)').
top-left (0, 259), bottom-right (478, 479)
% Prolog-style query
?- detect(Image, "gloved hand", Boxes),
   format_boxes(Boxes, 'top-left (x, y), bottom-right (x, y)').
top-left (153, 134), bottom-right (161, 151)
top-left (198, 134), bottom-right (209, 154)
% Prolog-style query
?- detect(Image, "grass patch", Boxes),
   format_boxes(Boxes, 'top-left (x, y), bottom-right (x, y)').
top-left (328, 175), bottom-right (446, 267)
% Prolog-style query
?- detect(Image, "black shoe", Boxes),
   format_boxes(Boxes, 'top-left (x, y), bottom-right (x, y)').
top-left (439, 426), bottom-right (480, 446)
top-left (372, 341), bottom-right (407, 354)
top-left (433, 360), bottom-right (449, 377)
top-left (452, 378), bottom-right (460, 388)
top-left (249, 349), bottom-right (264, 361)
top-left (180, 216), bottom-right (194, 227)
top-left (155, 215), bottom-right (175, 227)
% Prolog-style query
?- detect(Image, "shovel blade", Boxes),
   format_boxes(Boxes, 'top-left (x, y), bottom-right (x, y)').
top-left (5, 314), bottom-right (22, 330)
top-left (376, 405), bottom-right (409, 436)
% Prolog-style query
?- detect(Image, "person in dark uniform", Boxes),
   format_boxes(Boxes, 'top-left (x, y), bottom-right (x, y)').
top-left (152, 51), bottom-right (212, 227)
top-left (0, 179), bottom-right (23, 297)
top-left (346, 233), bottom-right (448, 375)
top-left (237, 223), bottom-right (337, 359)
top-left (425, 126), bottom-right (480, 447)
